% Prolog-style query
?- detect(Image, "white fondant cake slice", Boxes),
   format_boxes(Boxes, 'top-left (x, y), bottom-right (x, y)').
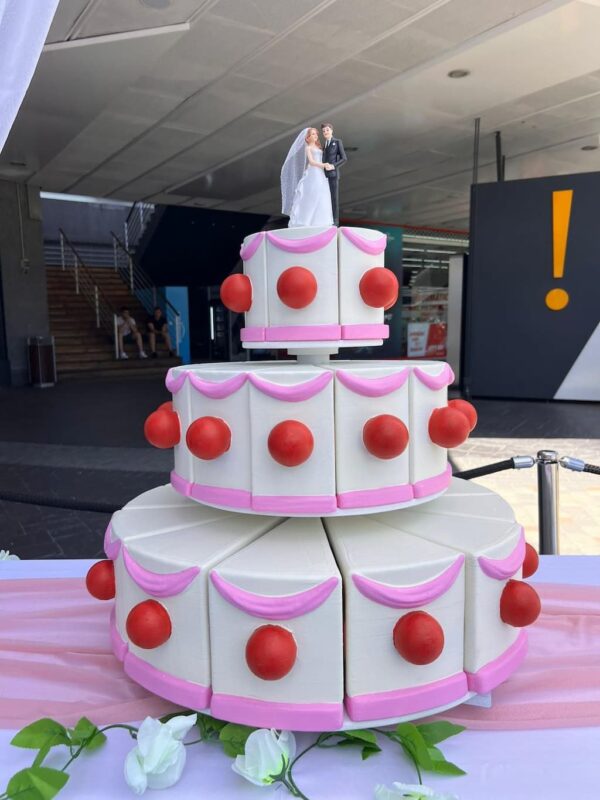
top-left (324, 515), bottom-right (467, 722)
top-left (408, 362), bottom-right (452, 493)
top-left (248, 366), bottom-right (336, 513)
top-left (209, 517), bottom-right (344, 730)
top-left (111, 488), bottom-right (281, 709)
top-left (326, 361), bottom-right (411, 508)
top-left (338, 226), bottom-right (388, 336)
top-left (373, 505), bottom-right (525, 689)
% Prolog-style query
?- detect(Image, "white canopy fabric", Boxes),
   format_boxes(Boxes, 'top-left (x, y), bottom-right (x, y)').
top-left (0, 0), bottom-right (60, 154)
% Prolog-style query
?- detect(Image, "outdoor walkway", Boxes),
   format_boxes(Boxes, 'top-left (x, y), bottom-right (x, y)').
top-left (0, 378), bottom-right (598, 558)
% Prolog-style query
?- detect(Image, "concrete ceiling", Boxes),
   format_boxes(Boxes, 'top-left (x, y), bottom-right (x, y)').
top-left (3, 0), bottom-right (600, 228)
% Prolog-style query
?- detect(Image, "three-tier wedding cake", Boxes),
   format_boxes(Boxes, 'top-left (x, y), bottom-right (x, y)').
top-left (86, 224), bottom-right (541, 731)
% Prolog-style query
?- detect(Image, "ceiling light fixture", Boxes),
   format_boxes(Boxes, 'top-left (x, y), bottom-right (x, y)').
top-left (581, 144), bottom-right (598, 151)
top-left (447, 69), bottom-right (470, 79)
top-left (139, 0), bottom-right (172, 9)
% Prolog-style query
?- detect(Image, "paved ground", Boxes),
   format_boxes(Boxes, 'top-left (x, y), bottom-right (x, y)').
top-left (0, 376), bottom-right (598, 558)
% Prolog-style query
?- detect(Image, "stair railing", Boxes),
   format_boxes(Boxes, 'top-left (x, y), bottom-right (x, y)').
top-left (59, 229), bottom-right (120, 359)
top-left (111, 231), bottom-right (182, 356)
top-left (124, 201), bottom-right (155, 252)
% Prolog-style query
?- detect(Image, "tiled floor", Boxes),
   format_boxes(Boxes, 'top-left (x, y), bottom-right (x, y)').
top-left (0, 377), bottom-right (598, 558)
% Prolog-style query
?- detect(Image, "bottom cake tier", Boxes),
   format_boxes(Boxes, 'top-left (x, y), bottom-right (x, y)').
top-left (89, 478), bottom-right (541, 732)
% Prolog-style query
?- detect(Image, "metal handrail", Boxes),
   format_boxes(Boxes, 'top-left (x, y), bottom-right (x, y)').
top-left (110, 231), bottom-right (181, 356)
top-left (124, 201), bottom-right (155, 251)
top-left (58, 229), bottom-right (119, 359)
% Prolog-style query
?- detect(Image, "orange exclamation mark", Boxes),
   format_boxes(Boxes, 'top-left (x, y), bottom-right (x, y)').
top-left (546, 190), bottom-right (572, 311)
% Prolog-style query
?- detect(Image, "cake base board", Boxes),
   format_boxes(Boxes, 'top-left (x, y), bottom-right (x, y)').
top-left (188, 488), bottom-right (447, 518)
top-left (242, 339), bottom-right (383, 352)
top-left (184, 692), bottom-right (483, 732)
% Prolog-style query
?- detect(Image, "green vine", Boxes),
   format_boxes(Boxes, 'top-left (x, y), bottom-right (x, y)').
top-left (1, 712), bottom-right (465, 800)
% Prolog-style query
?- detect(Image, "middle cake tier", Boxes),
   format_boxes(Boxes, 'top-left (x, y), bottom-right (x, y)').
top-left (156, 359), bottom-right (472, 515)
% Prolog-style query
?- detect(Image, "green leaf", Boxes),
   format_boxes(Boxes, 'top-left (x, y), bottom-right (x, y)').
top-left (218, 723), bottom-right (257, 758)
top-left (426, 745), bottom-right (467, 776)
top-left (361, 743), bottom-right (382, 761)
top-left (7, 767), bottom-right (69, 800)
top-left (11, 720), bottom-right (70, 750)
top-left (393, 723), bottom-right (433, 770)
top-left (158, 711), bottom-right (195, 725)
top-left (342, 730), bottom-right (378, 747)
top-left (69, 718), bottom-right (106, 752)
top-left (416, 721), bottom-right (465, 747)
top-left (196, 713), bottom-right (227, 741)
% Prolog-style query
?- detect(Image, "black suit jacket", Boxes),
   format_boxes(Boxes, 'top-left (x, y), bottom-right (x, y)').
top-left (323, 137), bottom-right (347, 179)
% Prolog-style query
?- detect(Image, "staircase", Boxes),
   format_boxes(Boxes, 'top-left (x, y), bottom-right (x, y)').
top-left (47, 266), bottom-right (180, 379)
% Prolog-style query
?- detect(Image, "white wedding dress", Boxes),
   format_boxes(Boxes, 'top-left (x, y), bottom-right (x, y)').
top-left (288, 147), bottom-right (333, 228)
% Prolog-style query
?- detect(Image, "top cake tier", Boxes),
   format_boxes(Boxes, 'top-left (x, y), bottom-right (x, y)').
top-left (220, 226), bottom-right (398, 349)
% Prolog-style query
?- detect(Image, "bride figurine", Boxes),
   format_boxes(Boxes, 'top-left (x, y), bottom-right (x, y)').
top-left (281, 127), bottom-right (334, 228)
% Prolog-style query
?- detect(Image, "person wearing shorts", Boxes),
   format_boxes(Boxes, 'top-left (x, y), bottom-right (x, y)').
top-left (117, 307), bottom-right (147, 360)
top-left (147, 306), bottom-right (175, 358)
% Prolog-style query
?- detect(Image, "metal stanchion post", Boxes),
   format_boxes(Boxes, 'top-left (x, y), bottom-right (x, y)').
top-left (537, 450), bottom-right (559, 554)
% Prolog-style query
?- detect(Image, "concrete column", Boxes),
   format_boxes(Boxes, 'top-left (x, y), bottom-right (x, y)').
top-left (0, 180), bottom-right (49, 386)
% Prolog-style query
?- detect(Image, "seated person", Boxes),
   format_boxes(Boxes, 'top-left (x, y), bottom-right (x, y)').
top-left (116, 307), bottom-right (147, 360)
top-left (147, 306), bottom-right (175, 358)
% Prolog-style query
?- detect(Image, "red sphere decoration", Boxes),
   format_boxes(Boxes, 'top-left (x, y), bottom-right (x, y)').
top-left (522, 543), bottom-right (539, 579)
top-left (428, 407), bottom-right (470, 448)
top-left (384, 284), bottom-right (399, 311)
top-left (363, 414), bottom-right (409, 459)
top-left (126, 600), bottom-right (172, 649)
top-left (393, 611), bottom-right (444, 665)
top-left (359, 268), bottom-right (399, 309)
top-left (220, 274), bottom-right (252, 313)
top-left (268, 420), bottom-right (314, 467)
top-left (500, 580), bottom-right (541, 627)
top-left (144, 409), bottom-right (180, 449)
top-left (448, 399), bottom-right (478, 432)
top-left (245, 625), bottom-right (297, 680)
top-left (186, 416), bottom-right (231, 460)
top-left (157, 401), bottom-right (173, 413)
top-left (277, 267), bottom-right (318, 309)
top-left (86, 560), bottom-right (115, 601)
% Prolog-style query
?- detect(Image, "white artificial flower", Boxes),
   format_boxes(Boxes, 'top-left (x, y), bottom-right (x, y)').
top-left (0, 550), bottom-right (19, 560)
top-left (374, 783), bottom-right (458, 800)
top-left (232, 729), bottom-right (296, 787)
top-left (124, 714), bottom-right (197, 795)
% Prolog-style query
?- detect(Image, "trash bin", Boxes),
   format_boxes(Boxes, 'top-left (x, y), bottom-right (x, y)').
top-left (27, 336), bottom-right (57, 387)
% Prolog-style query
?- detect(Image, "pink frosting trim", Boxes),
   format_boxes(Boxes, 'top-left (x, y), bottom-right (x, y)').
top-left (104, 524), bottom-right (121, 560)
top-left (249, 370), bottom-right (332, 401)
top-left (336, 368), bottom-right (409, 397)
top-left (341, 324), bottom-right (389, 340)
top-left (240, 327), bottom-right (265, 342)
top-left (466, 630), bottom-right (528, 694)
top-left (165, 369), bottom-right (187, 394)
top-left (252, 494), bottom-right (338, 514)
top-left (110, 612), bottom-right (212, 709)
top-left (346, 672), bottom-right (468, 722)
top-left (189, 483), bottom-right (252, 509)
top-left (337, 484), bottom-right (413, 509)
top-left (265, 324), bottom-right (341, 342)
top-left (478, 529), bottom-right (526, 580)
top-left (340, 226), bottom-right (387, 255)
top-left (211, 694), bottom-right (344, 732)
top-left (170, 470), bottom-right (191, 498)
top-left (413, 464), bottom-right (452, 498)
top-left (109, 608), bottom-right (127, 662)
top-left (352, 555), bottom-right (464, 609)
top-left (210, 572), bottom-right (339, 619)
top-left (188, 371), bottom-right (248, 398)
top-left (413, 363), bottom-right (455, 390)
top-left (240, 232), bottom-right (265, 261)
top-left (266, 227), bottom-right (337, 253)
top-left (122, 547), bottom-right (199, 598)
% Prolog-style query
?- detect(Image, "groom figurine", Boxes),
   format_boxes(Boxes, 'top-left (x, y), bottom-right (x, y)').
top-left (321, 122), bottom-right (347, 226)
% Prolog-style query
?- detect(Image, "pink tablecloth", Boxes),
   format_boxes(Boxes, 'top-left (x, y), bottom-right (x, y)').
top-left (1, 578), bottom-right (599, 731)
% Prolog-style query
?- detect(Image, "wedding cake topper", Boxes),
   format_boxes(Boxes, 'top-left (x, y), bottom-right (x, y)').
top-left (281, 123), bottom-right (347, 228)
